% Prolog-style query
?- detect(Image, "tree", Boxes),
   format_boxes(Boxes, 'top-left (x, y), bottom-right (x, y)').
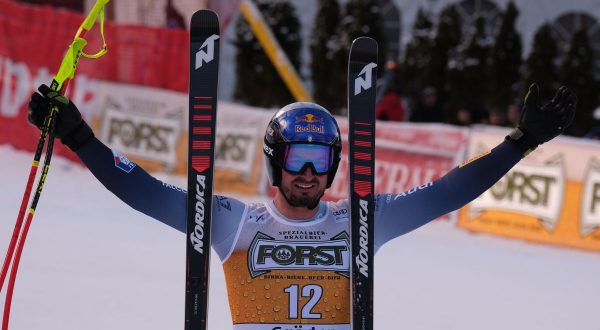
top-left (233, 0), bottom-right (302, 108)
top-left (466, 16), bottom-right (491, 112)
top-left (487, 1), bottom-right (522, 111)
top-left (559, 25), bottom-right (599, 136)
top-left (522, 23), bottom-right (559, 103)
top-left (400, 8), bottom-right (434, 104)
top-left (342, 0), bottom-right (387, 75)
top-left (310, 0), bottom-right (346, 114)
top-left (447, 15), bottom-right (491, 122)
top-left (423, 4), bottom-right (462, 104)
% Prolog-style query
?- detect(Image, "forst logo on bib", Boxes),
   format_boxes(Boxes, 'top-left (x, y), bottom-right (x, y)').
top-left (248, 232), bottom-right (350, 278)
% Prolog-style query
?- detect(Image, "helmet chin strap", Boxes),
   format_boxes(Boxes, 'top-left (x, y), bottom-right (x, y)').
top-left (277, 186), bottom-right (323, 210)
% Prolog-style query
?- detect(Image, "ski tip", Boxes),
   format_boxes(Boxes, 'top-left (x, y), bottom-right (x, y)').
top-left (351, 37), bottom-right (378, 50)
top-left (190, 9), bottom-right (220, 30)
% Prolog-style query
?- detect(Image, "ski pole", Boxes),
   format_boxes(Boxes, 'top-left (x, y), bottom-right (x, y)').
top-left (1, 1), bottom-right (110, 329)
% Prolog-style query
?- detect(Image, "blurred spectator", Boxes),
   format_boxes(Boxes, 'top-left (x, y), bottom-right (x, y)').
top-left (376, 89), bottom-right (406, 121)
top-left (410, 87), bottom-right (444, 123)
top-left (584, 126), bottom-right (600, 140)
top-left (487, 109), bottom-right (508, 126)
top-left (453, 106), bottom-right (473, 126)
top-left (166, 0), bottom-right (185, 29)
top-left (583, 107), bottom-right (600, 140)
top-left (506, 101), bottom-right (521, 127)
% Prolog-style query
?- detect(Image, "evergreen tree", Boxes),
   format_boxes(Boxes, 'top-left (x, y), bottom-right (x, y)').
top-left (559, 26), bottom-right (599, 136)
top-left (465, 16), bottom-right (491, 113)
top-left (400, 8), bottom-right (434, 104)
top-left (423, 4), bottom-right (461, 104)
top-left (522, 24), bottom-right (559, 103)
top-left (233, 0), bottom-right (302, 108)
top-left (487, 1), bottom-right (522, 112)
top-left (310, 0), bottom-right (346, 114)
top-left (447, 15), bottom-right (491, 122)
top-left (342, 0), bottom-right (387, 74)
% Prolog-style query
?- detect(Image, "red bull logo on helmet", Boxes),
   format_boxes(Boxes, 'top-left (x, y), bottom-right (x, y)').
top-left (296, 113), bottom-right (324, 124)
top-left (295, 113), bottom-right (325, 134)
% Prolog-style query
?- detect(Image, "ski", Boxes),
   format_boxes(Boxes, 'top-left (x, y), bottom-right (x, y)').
top-left (347, 37), bottom-right (378, 330)
top-left (186, 9), bottom-right (220, 330)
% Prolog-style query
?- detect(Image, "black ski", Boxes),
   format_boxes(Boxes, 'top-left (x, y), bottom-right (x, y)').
top-left (186, 10), bottom-right (220, 330)
top-left (347, 37), bottom-right (378, 330)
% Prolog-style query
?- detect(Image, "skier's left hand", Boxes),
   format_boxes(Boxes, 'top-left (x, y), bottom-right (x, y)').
top-left (506, 83), bottom-right (577, 155)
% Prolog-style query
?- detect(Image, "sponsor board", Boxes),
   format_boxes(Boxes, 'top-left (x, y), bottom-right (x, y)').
top-left (325, 122), bottom-right (467, 222)
top-left (96, 83), bottom-right (184, 169)
top-left (581, 159), bottom-right (600, 236)
top-left (0, 1), bottom-right (188, 162)
top-left (459, 126), bottom-right (600, 252)
top-left (215, 125), bottom-right (258, 178)
top-left (213, 103), bottom-right (271, 195)
top-left (468, 144), bottom-right (566, 232)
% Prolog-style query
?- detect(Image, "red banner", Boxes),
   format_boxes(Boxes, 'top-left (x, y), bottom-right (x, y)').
top-left (0, 0), bottom-right (188, 160)
top-left (325, 121), bottom-right (467, 200)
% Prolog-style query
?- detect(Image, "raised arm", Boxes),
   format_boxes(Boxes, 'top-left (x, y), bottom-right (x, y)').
top-left (27, 85), bottom-right (246, 260)
top-left (77, 137), bottom-right (188, 231)
top-left (78, 138), bottom-right (246, 259)
top-left (374, 83), bottom-right (577, 249)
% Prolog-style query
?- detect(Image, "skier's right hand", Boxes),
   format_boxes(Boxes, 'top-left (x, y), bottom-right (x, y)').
top-left (28, 84), bottom-right (94, 151)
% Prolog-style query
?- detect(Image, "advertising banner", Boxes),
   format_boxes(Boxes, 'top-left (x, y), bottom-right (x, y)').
top-left (94, 82), bottom-right (186, 172)
top-left (326, 121), bottom-right (468, 203)
top-left (0, 0), bottom-right (188, 162)
top-left (92, 86), bottom-right (269, 195)
top-left (458, 126), bottom-right (600, 252)
top-left (212, 103), bottom-right (271, 195)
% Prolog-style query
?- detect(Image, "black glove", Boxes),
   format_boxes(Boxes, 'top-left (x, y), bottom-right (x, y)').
top-left (506, 83), bottom-right (577, 155)
top-left (28, 84), bottom-right (94, 151)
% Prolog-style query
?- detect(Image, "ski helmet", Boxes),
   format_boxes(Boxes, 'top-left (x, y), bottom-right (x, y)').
top-left (264, 102), bottom-right (342, 188)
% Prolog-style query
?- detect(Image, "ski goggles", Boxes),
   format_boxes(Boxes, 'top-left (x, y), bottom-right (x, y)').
top-left (282, 143), bottom-right (334, 175)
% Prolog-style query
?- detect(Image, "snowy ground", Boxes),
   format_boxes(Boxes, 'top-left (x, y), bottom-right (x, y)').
top-left (1, 145), bottom-right (599, 330)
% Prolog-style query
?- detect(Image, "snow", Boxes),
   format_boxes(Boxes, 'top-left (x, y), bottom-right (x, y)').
top-left (1, 145), bottom-right (599, 330)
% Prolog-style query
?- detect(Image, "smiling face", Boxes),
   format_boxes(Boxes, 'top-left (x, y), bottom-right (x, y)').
top-left (275, 166), bottom-right (328, 218)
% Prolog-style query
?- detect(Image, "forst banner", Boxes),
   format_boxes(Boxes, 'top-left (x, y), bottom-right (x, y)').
top-left (459, 126), bottom-right (600, 252)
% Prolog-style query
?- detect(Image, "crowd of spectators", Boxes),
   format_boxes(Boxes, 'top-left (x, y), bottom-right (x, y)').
top-left (376, 82), bottom-right (600, 141)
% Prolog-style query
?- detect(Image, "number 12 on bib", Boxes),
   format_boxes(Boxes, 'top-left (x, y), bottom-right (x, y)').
top-left (348, 37), bottom-right (377, 330)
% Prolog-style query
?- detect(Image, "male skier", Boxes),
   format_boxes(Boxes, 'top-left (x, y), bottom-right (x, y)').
top-left (27, 83), bottom-right (576, 329)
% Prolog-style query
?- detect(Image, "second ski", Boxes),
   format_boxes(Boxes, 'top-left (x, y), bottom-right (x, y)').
top-left (347, 37), bottom-right (378, 330)
top-left (186, 9), bottom-right (220, 330)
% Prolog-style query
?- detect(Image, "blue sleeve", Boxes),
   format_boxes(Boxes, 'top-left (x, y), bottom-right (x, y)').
top-left (374, 140), bottom-right (523, 249)
top-left (76, 138), bottom-right (245, 260)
